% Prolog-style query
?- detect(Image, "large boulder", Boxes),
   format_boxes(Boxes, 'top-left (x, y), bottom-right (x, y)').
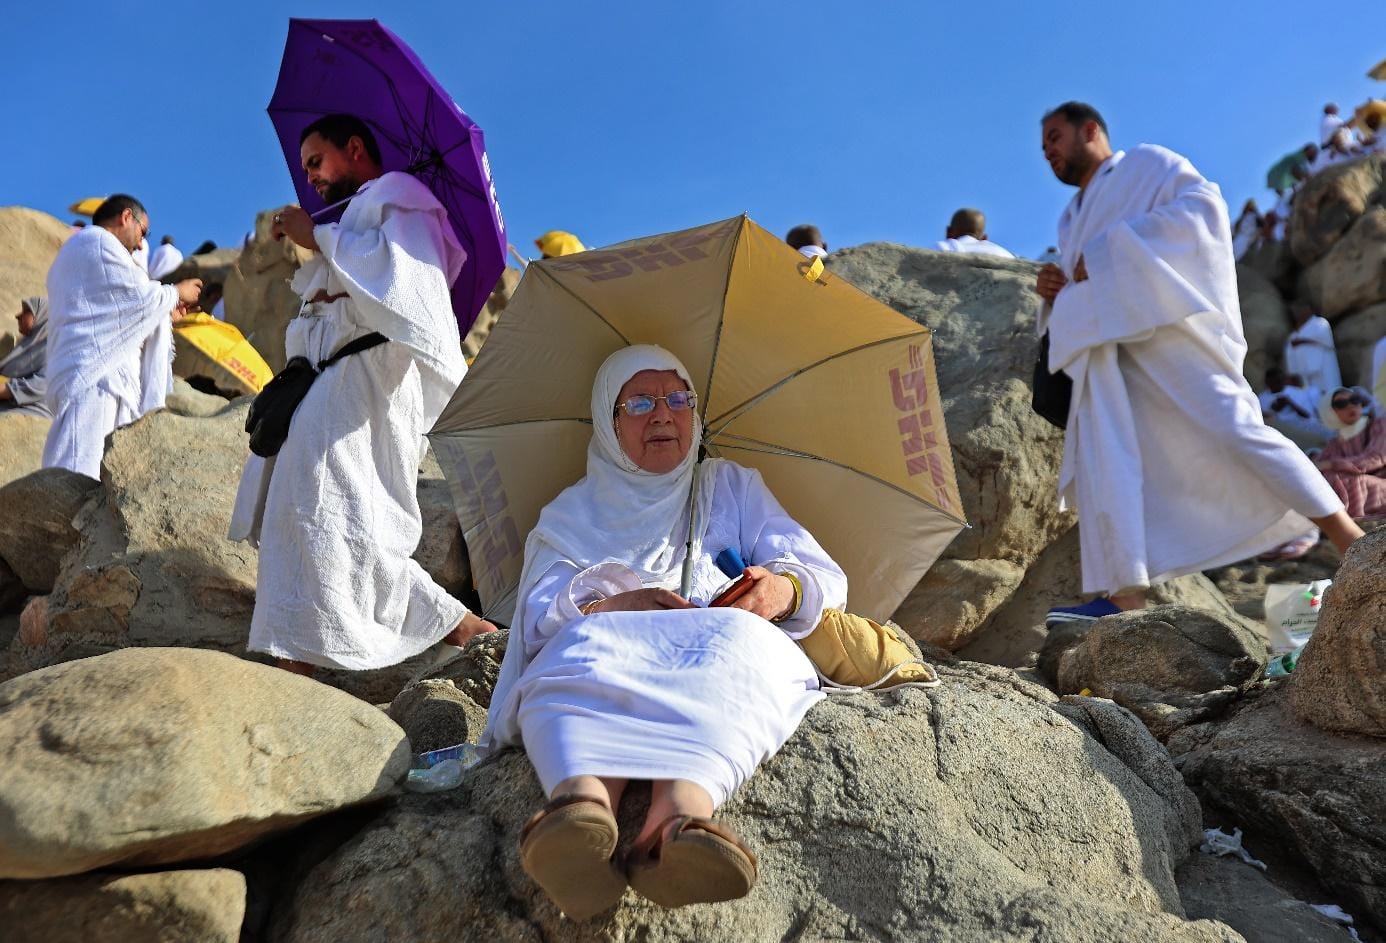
top-left (1289, 153), bottom-right (1386, 267)
top-left (9, 405), bottom-right (258, 679)
top-left (387, 678), bottom-right (487, 753)
top-left (462, 266), bottom-right (522, 360)
top-left (0, 868), bottom-right (247, 943)
top-left (1235, 264), bottom-right (1290, 387)
top-left (1175, 855), bottom-right (1357, 943)
top-left (270, 660), bottom-right (1240, 943)
top-left (224, 207), bottom-right (315, 372)
top-left (1288, 527), bottom-right (1386, 737)
top-left (826, 247), bottom-right (1074, 648)
top-left (0, 413), bottom-right (51, 489)
top-left (957, 526), bottom-right (1262, 670)
top-left (0, 647), bottom-right (409, 879)
top-left (161, 246), bottom-right (242, 288)
top-left (1054, 606), bottom-right (1266, 740)
top-left (1302, 206), bottom-right (1386, 320)
top-left (0, 207), bottom-right (72, 357)
top-left (1177, 684), bottom-right (1386, 936)
top-left (0, 468), bottom-right (98, 593)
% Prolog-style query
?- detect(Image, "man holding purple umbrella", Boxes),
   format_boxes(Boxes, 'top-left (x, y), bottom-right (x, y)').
top-left (229, 113), bottom-right (495, 677)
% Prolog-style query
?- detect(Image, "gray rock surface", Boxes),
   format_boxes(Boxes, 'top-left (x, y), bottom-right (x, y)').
top-left (1290, 153), bottom-right (1386, 268)
top-left (1303, 206), bottom-right (1386, 320)
top-left (0, 868), bottom-right (246, 943)
top-left (1056, 606), bottom-right (1265, 740)
top-left (1236, 264), bottom-right (1290, 387)
top-left (826, 246), bottom-right (1075, 649)
top-left (387, 678), bottom-right (488, 753)
top-left (0, 413), bottom-right (50, 490)
top-left (961, 527), bottom-right (1264, 670)
top-left (165, 376), bottom-right (235, 417)
top-left (0, 468), bottom-right (98, 593)
top-left (1328, 300), bottom-right (1386, 388)
top-left (7, 405), bottom-right (258, 680)
top-left (0, 207), bottom-right (71, 357)
top-left (1177, 684), bottom-right (1386, 937)
top-left (273, 659), bottom-right (1239, 942)
top-left (0, 647), bottom-right (409, 879)
top-left (1176, 855), bottom-right (1356, 943)
top-left (1289, 527), bottom-right (1386, 737)
top-left (224, 208), bottom-right (315, 372)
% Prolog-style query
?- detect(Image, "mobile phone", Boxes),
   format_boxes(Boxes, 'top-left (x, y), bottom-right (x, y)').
top-left (709, 573), bottom-right (755, 607)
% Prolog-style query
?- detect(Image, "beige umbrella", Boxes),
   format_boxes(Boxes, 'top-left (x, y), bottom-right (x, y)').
top-left (429, 216), bottom-right (965, 623)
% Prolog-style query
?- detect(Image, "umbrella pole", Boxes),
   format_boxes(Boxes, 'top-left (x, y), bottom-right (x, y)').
top-left (678, 448), bottom-right (706, 599)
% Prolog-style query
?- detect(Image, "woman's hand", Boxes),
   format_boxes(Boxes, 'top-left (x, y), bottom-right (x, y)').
top-left (442, 611), bottom-right (498, 647)
top-left (726, 566), bottom-right (796, 622)
top-left (589, 588), bottom-right (694, 614)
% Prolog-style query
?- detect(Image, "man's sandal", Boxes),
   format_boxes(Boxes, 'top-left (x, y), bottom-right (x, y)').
top-left (626, 815), bottom-right (758, 908)
top-left (518, 795), bottom-right (627, 920)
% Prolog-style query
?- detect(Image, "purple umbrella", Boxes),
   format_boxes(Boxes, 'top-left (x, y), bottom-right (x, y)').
top-left (268, 18), bottom-right (506, 333)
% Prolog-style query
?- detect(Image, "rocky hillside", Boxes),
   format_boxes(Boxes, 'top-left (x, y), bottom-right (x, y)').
top-left (0, 197), bottom-right (1382, 940)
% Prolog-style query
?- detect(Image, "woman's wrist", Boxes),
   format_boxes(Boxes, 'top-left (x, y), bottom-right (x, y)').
top-left (771, 572), bottom-right (802, 623)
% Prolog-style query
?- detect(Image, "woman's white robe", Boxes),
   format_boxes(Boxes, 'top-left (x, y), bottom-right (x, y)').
top-left (41, 227), bottom-right (176, 478)
top-left (1046, 145), bottom-right (1342, 595)
top-left (228, 172), bottom-right (470, 670)
top-left (487, 459), bottom-right (846, 807)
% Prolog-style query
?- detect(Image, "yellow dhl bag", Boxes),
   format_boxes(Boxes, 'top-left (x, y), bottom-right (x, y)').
top-left (799, 609), bottom-right (939, 692)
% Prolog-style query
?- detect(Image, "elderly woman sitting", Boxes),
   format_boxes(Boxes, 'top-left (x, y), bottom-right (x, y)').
top-left (0, 297), bottom-right (51, 418)
top-left (1314, 386), bottom-right (1386, 519)
top-left (479, 345), bottom-right (846, 919)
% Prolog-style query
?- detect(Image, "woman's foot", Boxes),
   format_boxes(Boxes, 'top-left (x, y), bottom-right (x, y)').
top-left (626, 815), bottom-right (758, 908)
top-left (519, 795), bottom-right (627, 920)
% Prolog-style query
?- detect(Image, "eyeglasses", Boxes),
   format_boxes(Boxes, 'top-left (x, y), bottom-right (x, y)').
top-left (1332, 397), bottom-right (1364, 409)
top-left (615, 390), bottom-right (697, 417)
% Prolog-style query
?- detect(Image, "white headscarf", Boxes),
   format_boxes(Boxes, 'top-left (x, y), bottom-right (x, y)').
top-left (1319, 386), bottom-right (1375, 439)
top-left (527, 344), bottom-right (710, 580)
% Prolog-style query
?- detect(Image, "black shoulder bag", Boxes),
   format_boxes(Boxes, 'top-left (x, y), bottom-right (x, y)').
top-left (1031, 331), bottom-right (1073, 430)
top-left (245, 332), bottom-right (389, 458)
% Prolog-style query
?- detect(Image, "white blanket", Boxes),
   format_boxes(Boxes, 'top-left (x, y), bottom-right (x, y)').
top-left (933, 235), bottom-right (1015, 258)
top-left (42, 227), bottom-right (177, 477)
top-left (228, 171), bottom-right (469, 670)
top-left (1047, 146), bottom-right (1341, 594)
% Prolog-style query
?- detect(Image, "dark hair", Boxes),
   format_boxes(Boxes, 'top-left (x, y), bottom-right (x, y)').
top-left (300, 113), bottom-right (382, 167)
top-left (948, 208), bottom-right (986, 237)
top-left (1042, 101), bottom-right (1109, 138)
top-left (92, 194), bottom-right (146, 227)
top-left (785, 224), bottom-right (825, 251)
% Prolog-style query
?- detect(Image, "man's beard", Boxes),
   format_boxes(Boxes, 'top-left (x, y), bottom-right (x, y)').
top-left (320, 174), bottom-right (363, 204)
top-left (1057, 145), bottom-right (1094, 187)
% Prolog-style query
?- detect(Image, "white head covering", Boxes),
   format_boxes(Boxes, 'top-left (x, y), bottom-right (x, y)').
top-left (526, 344), bottom-right (708, 580)
top-left (798, 245), bottom-right (828, 259)
top-left (1319, 386), bottom-right (1375, 439)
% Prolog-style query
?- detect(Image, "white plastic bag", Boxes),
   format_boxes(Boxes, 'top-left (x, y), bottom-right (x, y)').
top-left (1264, 579), bottom-right (1331, 652)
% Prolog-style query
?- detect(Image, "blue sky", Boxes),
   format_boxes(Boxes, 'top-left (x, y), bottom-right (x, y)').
top-left (7, 2), bottom-right (1384, 262)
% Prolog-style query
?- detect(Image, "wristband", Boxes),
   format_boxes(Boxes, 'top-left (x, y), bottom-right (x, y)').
top-left (771, 571), bottom-right (802, 623)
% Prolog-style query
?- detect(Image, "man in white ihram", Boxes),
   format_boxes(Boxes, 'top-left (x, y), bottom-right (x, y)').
top-left (229, 113), bottom-right (495, 676)
top-left (42, 195), bottom-right (203, 479)
top-left (933, 208), bottom-right (1015, 258)
top-left (1034, 101), bottom-right (1363, 627)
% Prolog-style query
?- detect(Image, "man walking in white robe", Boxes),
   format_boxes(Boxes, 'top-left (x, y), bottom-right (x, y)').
top-left (42, 195), bottom-right (202, 478)
top-left (1034, 101), bottom-right (1361, 625)
top-left (228, 113), bottom-right (494, 675)
top-left (1284, 303), bottom-right (1342, 394)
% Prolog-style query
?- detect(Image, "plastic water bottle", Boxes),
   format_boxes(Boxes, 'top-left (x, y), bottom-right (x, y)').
top-left (1265, 647), bottom-right (1302, 678)
top-left (402, 742), bottom-right (481, 793)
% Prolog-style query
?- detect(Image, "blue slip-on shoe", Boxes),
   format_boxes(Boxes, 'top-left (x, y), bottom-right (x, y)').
top-left (1045, 598), bottom-right (1122, 628)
